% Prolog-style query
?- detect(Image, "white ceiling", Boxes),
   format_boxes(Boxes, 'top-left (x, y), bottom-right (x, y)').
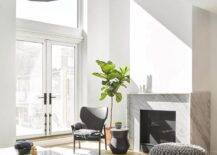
top-left (192, 0), bottom-right (217, 14)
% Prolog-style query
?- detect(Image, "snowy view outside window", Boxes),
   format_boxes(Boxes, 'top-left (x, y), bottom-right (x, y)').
top-left (16, 41), bottom-right (44, 136)
top-left (51, 45), bottom-right (75, 133)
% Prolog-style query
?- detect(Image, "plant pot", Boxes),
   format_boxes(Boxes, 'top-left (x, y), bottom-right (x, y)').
top-left (109, 129), bottom-right (130, 154)
top-left (18, 148), bottom-right (31, 155)
top-left (105, 127), bottom-right (112, 145)
top-left (115, 122), bottom-right (122, 129)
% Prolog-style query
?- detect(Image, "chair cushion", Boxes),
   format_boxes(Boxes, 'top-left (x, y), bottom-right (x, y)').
top-left (149, 143), bottom-right (206, 155)
top-left (74, 129), bottom-right (102, 141)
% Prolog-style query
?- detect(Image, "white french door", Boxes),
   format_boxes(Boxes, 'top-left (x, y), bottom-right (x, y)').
top-left (16, 39), bottom-right (76, 138)
top-left (47, 41), bottom-right (76, 135)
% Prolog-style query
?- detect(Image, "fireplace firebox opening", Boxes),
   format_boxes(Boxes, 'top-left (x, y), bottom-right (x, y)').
top-left (140, 110), bottom-right (176, 153)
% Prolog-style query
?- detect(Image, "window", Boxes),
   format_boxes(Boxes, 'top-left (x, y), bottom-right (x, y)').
top-left (16, 0), bottom-right (81, 138)
top-left (16, 0), bottom-right (77, 28)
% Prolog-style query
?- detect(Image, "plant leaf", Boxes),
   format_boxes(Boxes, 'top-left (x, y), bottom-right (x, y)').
top-left (107, 71), bottom-right (118, 80)
top-left (101, 63), bottom-right (115, 74)
top-left (102, 80), bottom-right (108, 85)
top-left (101, 87), bottom-right (106, 91)
top-left (96, 60), bottom-right (106, 67)
top-left (121, 84), bottom-right (127, 88)
top-left (119, 66), bottom-right (129, 75)
top-left (115, 92), bottom-right (122, 102)
top-left (106, 89), bottom-right (114, 97)
top-left (92, 72), bottom-right (106, 79)
top-left (95, 60), bottom-right (115, 74)
top-left (125, 75), bottom-right (130, 83)
top-left (100, 92), bottom-right (107, 100)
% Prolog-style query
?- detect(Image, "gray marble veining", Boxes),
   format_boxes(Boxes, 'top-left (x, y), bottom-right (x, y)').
top-left (127, 92), bottom-right (210, 153)
top-left (190, 92), bottom-right (210, 152)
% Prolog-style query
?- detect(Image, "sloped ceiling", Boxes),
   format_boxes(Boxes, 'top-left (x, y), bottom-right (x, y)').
top-left (192, 0), bottom-right (217, 14)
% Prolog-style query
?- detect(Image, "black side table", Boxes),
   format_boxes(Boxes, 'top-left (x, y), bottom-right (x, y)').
top-left (109, 128), bottom-right (130, 154)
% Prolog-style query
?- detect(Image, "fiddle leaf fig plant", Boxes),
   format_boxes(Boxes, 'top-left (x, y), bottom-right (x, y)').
top-left (92, 60), bottom-right (130, 128)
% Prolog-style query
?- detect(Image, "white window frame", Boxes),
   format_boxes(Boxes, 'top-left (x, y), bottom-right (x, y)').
top-left (16, 19), bottom-right (83, 44)
top-left (15, 0), bottom-right (83, 139)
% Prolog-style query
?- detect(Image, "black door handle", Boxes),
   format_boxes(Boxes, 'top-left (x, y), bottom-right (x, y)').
top-left (38, 93), bottom-right (47, 105)
top-left (49, 93), bottom-right (56, 105)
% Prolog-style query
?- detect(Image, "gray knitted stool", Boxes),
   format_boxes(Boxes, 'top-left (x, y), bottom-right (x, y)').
top-left (149, 143), bottom-right (206, 155)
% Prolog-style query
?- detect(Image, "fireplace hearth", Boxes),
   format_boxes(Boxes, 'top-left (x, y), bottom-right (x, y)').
top-left (140, 110), bottom-right (176, 153)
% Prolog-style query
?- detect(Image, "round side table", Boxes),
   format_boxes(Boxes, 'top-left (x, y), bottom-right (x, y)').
top-left (109, 128), bottom-right (130, 154)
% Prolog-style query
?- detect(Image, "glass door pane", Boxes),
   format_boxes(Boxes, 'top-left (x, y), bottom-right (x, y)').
top-left (51, 44), bottom-right (75, 133)
top-left (16, 41), bottom-right (45, 137)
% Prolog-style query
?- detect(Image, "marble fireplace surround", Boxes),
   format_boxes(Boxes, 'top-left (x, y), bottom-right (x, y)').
top-left (127, 92), bottom-right (210, 153)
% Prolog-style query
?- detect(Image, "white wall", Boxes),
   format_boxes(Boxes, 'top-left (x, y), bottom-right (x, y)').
top-left (85, 0), bottom-right (193, 126)
top-left (86, 0), bottom-right (110, 107)
top-left (0, 0), bottom-right (16, 147)
top-left (83, 0), bottom-right (131, 126)
top-left (134, 0), bottom-right (192, 47)
top-left (109, 0), bottom-right (130, 125)
top-left (85, 0), bottom-right (131, 126)
top-left (130, 0), bottom-right (192, 93)
top-left (106, 0), bottom-right (193, 125)
top-left (109, 0), bottom-right (130, 66)
top-left (192, 7), bottom-right (210, 92)
top-left (209, 12), bottom-right (217, 155)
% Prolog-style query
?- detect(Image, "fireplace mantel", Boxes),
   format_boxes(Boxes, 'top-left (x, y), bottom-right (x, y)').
top-left (128, 93), bottom-right (190, 95)
top-left (127, 92), bottom-right (210, 153)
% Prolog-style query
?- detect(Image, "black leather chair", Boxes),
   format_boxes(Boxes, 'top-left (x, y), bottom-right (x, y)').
top-left (71, 107), bottom-right (108, 155)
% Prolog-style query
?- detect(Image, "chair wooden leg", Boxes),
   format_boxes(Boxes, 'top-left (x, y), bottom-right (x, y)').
top-left (73, 137), bottom-right (75, 154)
top-left (99, 138), bottom-right (101, 155)
top-left (104, 125), bottom-right (107, 150)
top-left (104, 138), bottom-right (107, 150)
top-left (79, 141), bottom-right (81, 149)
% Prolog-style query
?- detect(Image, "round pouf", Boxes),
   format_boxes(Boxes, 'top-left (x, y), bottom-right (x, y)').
top-left (149, 143), bottom-right (206, 155)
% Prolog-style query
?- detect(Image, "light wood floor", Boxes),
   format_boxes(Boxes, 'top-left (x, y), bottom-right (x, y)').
top-left (49, 141), bottom-right (147, 155)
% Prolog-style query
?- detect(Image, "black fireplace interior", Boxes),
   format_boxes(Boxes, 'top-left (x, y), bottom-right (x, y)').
top-left (140, 110), bottom-right (176, 153)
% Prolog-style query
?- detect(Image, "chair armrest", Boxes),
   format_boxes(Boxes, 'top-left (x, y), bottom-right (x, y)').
top-left (103, 125), bottom-right (106, 134)
top-left (71, 125), bottom-right (75, 131)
